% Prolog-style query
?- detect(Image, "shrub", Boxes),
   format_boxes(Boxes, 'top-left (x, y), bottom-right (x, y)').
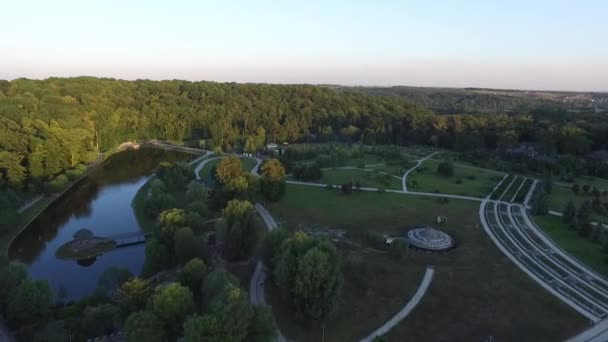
top-left (466, 175), bottom-right (476, 180)
top-left (455, 178), bottom-right (463, 184)
top-left (377, 187), bottom-right (385, 194)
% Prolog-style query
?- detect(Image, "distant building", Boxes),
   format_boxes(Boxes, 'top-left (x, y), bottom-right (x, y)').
top-left (507, 142), bottom-right (538, 157)
top-left (587, 150), bottom-right (608, 164)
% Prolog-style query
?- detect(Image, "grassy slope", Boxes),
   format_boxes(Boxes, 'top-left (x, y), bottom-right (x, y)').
top-left (549, 185), bottom-right (608, 222)
top-left (267, 184), bottom-right (584, 341)
top-left (409, 160), bottom-right (501, 198)
top-left (319, 168), bottom-right (402, 190)
top-left (534, 215), bottom-right (608, 276)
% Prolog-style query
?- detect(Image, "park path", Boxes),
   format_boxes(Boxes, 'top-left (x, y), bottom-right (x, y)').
top-left (567, 317), bottom-right (608, 341)
top-left (401, 152), bottom-right (438, 192)
top-left (252, 203), bottom-right (287, 342)
top-left (360, 267), bottom-right (435, 342)
top-left (17, 194), bottom-right (43, 214)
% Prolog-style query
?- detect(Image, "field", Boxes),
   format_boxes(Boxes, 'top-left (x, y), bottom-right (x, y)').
top-left (409, 160), bottom-right (502, 198)
top-left (317, 168), bottom-right (402, 190)
top-left (548, 184), bottom-right (608, 222)
top-left (534, 215), bottom-right (608, 276)
top-left (266, 184), bottom-right (585, 341)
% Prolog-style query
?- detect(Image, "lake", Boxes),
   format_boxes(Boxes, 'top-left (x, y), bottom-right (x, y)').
top-left (8, 148), bottom-right (191, 300)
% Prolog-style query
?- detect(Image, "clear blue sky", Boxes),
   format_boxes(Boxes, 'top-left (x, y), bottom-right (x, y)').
top-left (2, 0), bottom-right (607, 91)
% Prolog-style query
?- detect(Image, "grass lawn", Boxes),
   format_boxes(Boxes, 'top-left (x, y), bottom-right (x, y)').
top-left (534, 215), bottom-right (608, 276)
top-left (266, 185), bottom-right (585, 341)
top-left (409, 160), bottom-right (501, 198)
top-left (548, 185), bottom-right (608, 222)
top-left (319, 168), bottom-right (402, 190)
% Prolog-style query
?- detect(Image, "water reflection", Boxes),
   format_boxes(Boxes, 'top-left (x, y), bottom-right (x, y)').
top-left (8, 148), bottom-right (190, 299)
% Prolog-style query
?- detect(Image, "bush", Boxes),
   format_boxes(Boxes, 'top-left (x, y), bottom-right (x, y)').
top-left (437, 160), bottom-right (454, 177)
top-left (377, 187), bottom-right (385, 194)
top-left (466, 175), bottom-right (476, 180)
top-left (455, 178), bottom-right (463, 184)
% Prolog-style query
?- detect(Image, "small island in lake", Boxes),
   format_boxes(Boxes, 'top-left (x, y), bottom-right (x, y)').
top-left (55, 229), bottom-right (117, 260)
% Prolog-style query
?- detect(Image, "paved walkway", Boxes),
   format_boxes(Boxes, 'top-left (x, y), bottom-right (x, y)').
top-left (567, 318), bottom-right (608, 342)
top-left (360, 267), bottom-right (435, 342)
top-left (252, 203), bottom-right (286, 342)
top-left (17, 194), bottom-right (44, 214)
top-left (0, 319), bottom-right (14, 342)
top-left (401, 152), bottom-right (438, 192)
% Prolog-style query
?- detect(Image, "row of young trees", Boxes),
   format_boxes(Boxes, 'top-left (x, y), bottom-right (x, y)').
top-left (2, 77), bottom-right (607, 192)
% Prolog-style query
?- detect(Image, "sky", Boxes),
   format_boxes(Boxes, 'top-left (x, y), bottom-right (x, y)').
top-left (2, 0), bottom-right (608, 91)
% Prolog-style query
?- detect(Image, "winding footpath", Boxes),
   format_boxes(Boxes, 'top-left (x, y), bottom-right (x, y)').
top-left (401, 152), bottom-right (438, 192)
top-left (360, 267), bottom-right (435, 342)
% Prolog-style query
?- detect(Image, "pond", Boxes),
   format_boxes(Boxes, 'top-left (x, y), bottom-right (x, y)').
top-left (8, 148), bottom-right (192, 300)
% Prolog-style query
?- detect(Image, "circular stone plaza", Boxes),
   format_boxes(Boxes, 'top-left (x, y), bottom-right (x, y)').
top-left (407, 227), bottom-right (454, 251)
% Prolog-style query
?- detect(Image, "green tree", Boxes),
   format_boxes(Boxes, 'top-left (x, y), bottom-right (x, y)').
top-left (7, 279), bottom-right (53, 328)
top-left (117, 277), bottom-right (152, 312)
top-left (0, 151), bottom-right (27, 186)
top-left (292, 243), bottom-right (343, 320)
top-left (183, 314), bottom-right (224, 342)
top-left (158, 208), bottom-right (187, 241)
top-left (151, 283), bottom-right (195, 336)
top-left (572, 183), bottom-right (580, 195)
top-left (260, 159), bottom-right (286, 201)
top-left (219, 199), bottom-right (259, 260)
top-left (207, 283), bottom-right (253, 341)
top-left (202, 268), bottom-right (240, 303)
top-left (247, 305), bottom-right (278, 342)
top-left (142, 237), bottom-right (170, 276)
top-left (80, 304), bottom-right (120, 338)
top-left (563, 200), bottom-right (577, 226)
top-left (186, 181), bottom-right (207, 202)
top-left (437, 160), bottom-right (454, 177)
top-left (178, 258), bottom-right (207, 294)
top-left (260, 227), bottom-right (290, 270)
top-left (0, 261), bottom-right (27, 310)
top-left (174, 227), bottom-right (199, 264)
top-left (124, 311), bottom-right (167, 342)
top-left (577, 200), bottom-right (593, 224)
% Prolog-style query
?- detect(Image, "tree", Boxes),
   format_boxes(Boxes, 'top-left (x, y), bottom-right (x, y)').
top-left (274, 233), bottom-right (342, 320)
top-left (202, 268), bottom-right (240, 304)
top-left (175, 227), bottom-right (199, 264)
top-left (247, 305), bottom-right (278, 342)
top-left (583, 184), bottom-right (591, 194)
top-left (183, 314), bottom-right (224, 342)
top-left (292, 243), bottom-right (343, 320)
top-left (158, 161), bottom-right (194, 191)
top-left (592, 187), bottom-right (602, 198)
top-left (260, 228), bottom-right (290, 270)
top-left (7, 279), bottom-right (53, 328)
top-left (142, 236), bottom-right (170, 276)
top-left (186, 181), bottom-right (207, 202)
top-left (207, 283), bottom-right (253, 341)
top-left (543, 174), bottom-right (553, 194)
top-left (260, 159), bottom-right (286, 202)
top-left (158, 208), bottom-right (188, 240)
top-left (563, 200), bottom-right (577, 226)
top-left (124, 311), bottom-right (167, 342)
top-left (0, 151), bottom-right (27, 186)
top-left (117, 277), bottom-right (152, 312)
top-left (215, 157), bottom-right (249, 192)
top-left (178, 258), bottom-right (207, 294)
top-left (0, 261), bottom-right (27, 310)
top-left (437, 160), bottom-right (454, 177)
top-left (151, 283), bottom-right (195, 336)
top-left (80, 304), bottom-right (120, 338)
top-left (572, 183), bottom-right (580, 195)
top-left (219, 199), bottom-right (259, 260)
top-left (577, 200), bottom-right (593, 224)
top-left (531, 188), bottom-right (548, 215)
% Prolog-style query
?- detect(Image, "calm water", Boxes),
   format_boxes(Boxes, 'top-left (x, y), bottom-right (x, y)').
top-left (9, 148), bottom-right (190, 300)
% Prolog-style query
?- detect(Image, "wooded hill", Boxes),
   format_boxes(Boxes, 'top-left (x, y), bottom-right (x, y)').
top-left (1, 77), bottom-right (607, 190)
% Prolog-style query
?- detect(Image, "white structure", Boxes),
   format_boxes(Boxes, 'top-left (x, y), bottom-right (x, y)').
top-left (407, 227), bottom-right (454, 251)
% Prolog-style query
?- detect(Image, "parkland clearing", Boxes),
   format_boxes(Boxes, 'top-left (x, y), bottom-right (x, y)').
top-left (1, 79), bottom-right (608, 341)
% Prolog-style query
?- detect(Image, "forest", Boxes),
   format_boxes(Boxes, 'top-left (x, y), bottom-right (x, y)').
top-left (1, 77), bottom-right (608, 193)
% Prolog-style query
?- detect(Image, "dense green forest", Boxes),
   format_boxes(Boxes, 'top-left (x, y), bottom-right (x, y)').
top-left (1, 78), bottom-right (608, 192)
